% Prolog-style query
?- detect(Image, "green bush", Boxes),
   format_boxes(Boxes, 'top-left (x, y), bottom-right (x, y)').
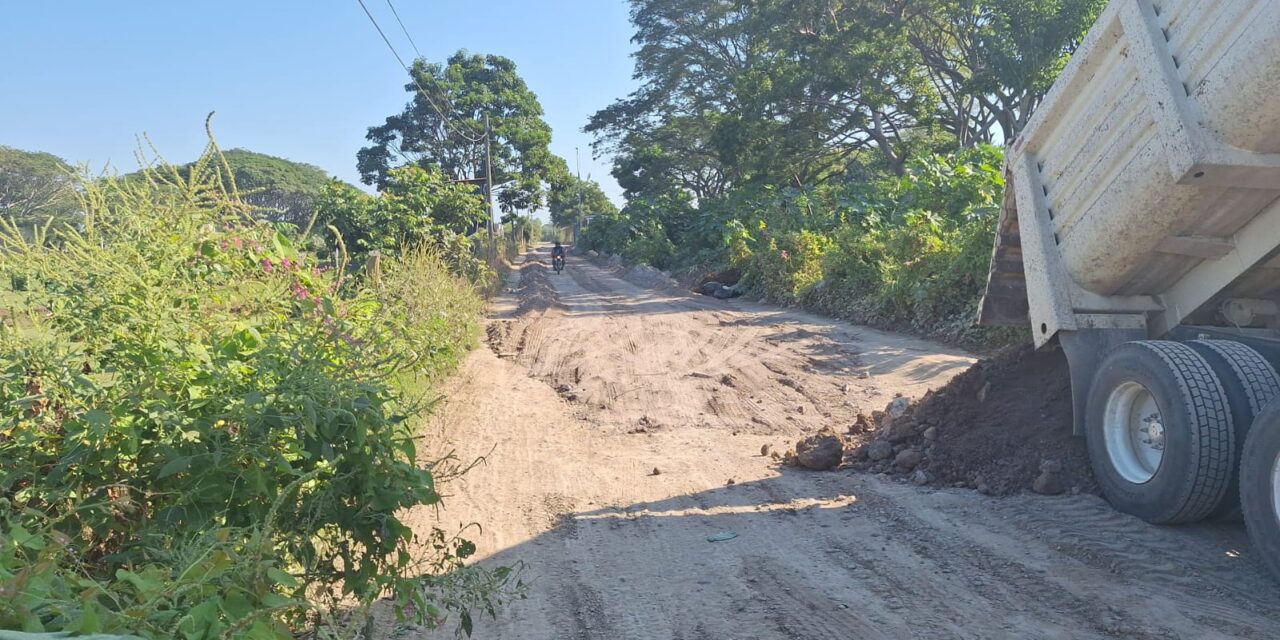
top-left (579, 191), bottom-right (686, 269)
top-left (807, 147), bottom-right (1004, 337)
top-left (605, 145), bottom-right (1013, 344)
top-left (749, 229), bottom-right (832, 305)
top-left (0, 146), bottom-right (513, 638)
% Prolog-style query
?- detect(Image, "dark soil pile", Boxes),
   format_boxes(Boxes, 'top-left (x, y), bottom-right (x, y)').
top-left (846, 344), bottom-right (1098, 496)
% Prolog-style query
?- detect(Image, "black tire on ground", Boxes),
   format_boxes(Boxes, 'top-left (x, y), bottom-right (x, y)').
top-left (1240, 401), bottom-right (1280, 584)
top-left (1187, 340), bottom-right (1280, 520)
top-left (1086, 341), bottom-right (1234, 524)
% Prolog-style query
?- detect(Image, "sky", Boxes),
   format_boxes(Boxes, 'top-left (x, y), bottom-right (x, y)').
top-left (0, 1), bottom-right (639, 212)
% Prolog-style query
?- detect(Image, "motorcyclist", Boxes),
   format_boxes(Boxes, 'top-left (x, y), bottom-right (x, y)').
top-left (551, 241), bottom-right (566, 269)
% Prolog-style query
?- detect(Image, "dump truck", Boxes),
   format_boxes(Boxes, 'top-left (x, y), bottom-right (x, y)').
top-left (978, 0), bottom-right (1280, 580)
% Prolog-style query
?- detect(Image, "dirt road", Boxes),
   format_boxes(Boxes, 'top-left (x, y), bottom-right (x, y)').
top-left (409, 247), bottom-right (1280, 639)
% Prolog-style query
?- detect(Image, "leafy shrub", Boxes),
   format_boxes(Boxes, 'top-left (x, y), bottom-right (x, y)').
top-left (315, 165), bottom-right (486, 258)
top-left (579, 191), bottom-right (686, 269)
top-left (749, 229), bottom-right (832, 305)
top-left (606, 144), bottom-right (1013, 344)
top-left (808, 146), bottom-right (1004, 336)
top-left (0, 145), bottom-right (513, 638)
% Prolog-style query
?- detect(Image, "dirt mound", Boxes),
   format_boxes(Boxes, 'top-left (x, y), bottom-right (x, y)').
top-left (846, 344), bottom-right (1097, 496)
top-left (622, 264), bottom-right (679, 290)
top-left (515, 260), bottom-right (562, 315)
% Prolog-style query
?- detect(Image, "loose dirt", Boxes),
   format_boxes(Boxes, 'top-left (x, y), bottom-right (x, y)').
top-left (846, 344), bottom-right (1098, 496)
top-left (402, 247), bottom-right (1280, 640)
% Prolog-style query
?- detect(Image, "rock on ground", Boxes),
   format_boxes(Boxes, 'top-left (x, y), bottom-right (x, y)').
top-left (794, 433), bottom-right (844, 470)
top-left (866, 441), bottom-right (894, 461)
top-left (894, 448), bottom-right (923, 471)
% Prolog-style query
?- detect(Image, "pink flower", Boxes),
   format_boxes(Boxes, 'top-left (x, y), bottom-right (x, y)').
top-left (261, 258), bottom-right (274, 273)
top-left (280, 257), bottom-right (294, 270)
top-left (231, 237), bottom-right (244, 249)
top-left (779, 250), bottom-right (790, 261)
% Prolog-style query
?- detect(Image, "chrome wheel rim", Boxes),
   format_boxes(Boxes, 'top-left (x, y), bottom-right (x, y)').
top-left (1271, 452), bottom-right (1280, 527)
top-left (1104, 381), bottom-right (1166, 484)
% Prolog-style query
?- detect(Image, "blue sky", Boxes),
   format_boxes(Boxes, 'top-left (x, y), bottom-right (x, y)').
top-left (0, 1), bottom-right (638, 209)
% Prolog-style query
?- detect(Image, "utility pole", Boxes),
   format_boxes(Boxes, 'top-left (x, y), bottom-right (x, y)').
top-left (575, 147), bottom-right (584, 244)
top-left (485, 113), bottom-right (496, 265)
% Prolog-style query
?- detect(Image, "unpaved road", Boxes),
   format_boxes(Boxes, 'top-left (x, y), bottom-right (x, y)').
top-left (408, 247), bottom-right (1280, 639)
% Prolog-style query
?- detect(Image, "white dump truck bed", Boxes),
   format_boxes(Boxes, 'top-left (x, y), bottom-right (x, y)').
top-left (981, 0), bottom-right (1280, 346)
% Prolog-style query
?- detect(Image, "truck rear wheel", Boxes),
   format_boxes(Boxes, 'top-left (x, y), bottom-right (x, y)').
top-left (1187, 340), bottom-right (1280, 519)
top-left (1240, 402), bottom-right (1280, 583)
top-left (1086, 341), bottom-right (1234, 524)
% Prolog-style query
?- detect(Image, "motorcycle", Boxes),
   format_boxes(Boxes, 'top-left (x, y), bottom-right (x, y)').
top-left (552, 254), bottom-right (565, 274)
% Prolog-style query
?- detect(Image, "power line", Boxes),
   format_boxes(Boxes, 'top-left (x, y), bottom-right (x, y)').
top-left (384, 0), bottom-right (422, 59)
top-left (383, 0), bottom-right (464, 120)
top-left (354, 0), bottom-right (483, 144)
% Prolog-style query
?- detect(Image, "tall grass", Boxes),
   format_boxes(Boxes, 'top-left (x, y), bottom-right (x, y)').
top-left (0, 138), bottom-right (515, 639)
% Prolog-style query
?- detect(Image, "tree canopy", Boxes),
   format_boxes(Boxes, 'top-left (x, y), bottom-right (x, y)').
top-left (357, 50), bottom-right (562, 215)
top-left (0, 145), bottom-right (78, 227)
top-left (315, 164), bottom-right (485, 254)
top-left (588, 0), bottom-right (1104, 197)
top-left (127, 148), bottom-right (340, 228)
top-left (547, 175), bottom-right (618, 227)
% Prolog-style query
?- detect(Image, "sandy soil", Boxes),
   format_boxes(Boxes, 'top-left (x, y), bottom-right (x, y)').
top-left (404, 247), bottom-right (1280, 639)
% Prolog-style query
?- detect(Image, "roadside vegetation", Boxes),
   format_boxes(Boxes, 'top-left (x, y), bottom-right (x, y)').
top-left (580, 0), bottom-right (1105, 345)
top-left (0, 133), bottom-right (521, 638)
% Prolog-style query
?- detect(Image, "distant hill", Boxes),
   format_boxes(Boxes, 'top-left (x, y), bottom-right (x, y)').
top-left (4, 146), bottom-right (352, 230)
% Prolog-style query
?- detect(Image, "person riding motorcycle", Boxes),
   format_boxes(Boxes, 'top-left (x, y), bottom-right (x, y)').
top-left (551, 241), bottom-right (566, 271)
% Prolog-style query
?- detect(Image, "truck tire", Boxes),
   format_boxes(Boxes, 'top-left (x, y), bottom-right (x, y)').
top-left (1086, 341), bottom-right (1234, 524)
top-left (1188, 340), bottom-right (1280, 520)
top-left (1240, 401), bottom-right (1280, 584)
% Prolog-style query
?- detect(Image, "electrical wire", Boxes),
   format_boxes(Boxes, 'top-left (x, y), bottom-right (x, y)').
top-left (384, 0), bottom-right (422, 59)
top-left (355, 0), bottom-right (483, 144)
top-left (384, 0), bottom-right (465, 121)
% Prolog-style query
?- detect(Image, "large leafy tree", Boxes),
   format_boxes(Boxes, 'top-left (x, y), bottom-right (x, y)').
top-left (357, 51), bottom-right (559, 214)
top-left (586, 0), bottom-right (755, 198)
top-left (0, 146), bottom-right (79, 227)
top-left (588, 0), bottom-right (937, 193)
top-left (896, 0), bottom-right (1106, 144)
top-left (591, 0), bottom-right (1102, 200)
top-left (547, 175), bottom-right (618, 227)
top-left (756, 0), bottom-right (941, 177)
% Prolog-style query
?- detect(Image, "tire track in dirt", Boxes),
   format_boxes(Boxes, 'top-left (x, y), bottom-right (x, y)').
top-left (406, 247), bottom-right (1279, 640)
top-left (987, 494), bottom-right (1280, 632)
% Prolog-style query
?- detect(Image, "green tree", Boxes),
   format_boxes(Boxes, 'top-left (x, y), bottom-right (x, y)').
top-left (357, 51), bottom-right (559, 214)
top-left (586, 0), bottom-right (752, 197)
top-left (0, 146), bottom-right (79, 227)
top-left (588, 0), bottom-right (937, 191)
top-left (898, 0), bottom-right (1106, 143)
top-left (317, 164), bottom-right (484, 253)
top-left (592, 0), bottom-right (1102, 193)
top-left (548, 175), bottom-right (618, 227)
